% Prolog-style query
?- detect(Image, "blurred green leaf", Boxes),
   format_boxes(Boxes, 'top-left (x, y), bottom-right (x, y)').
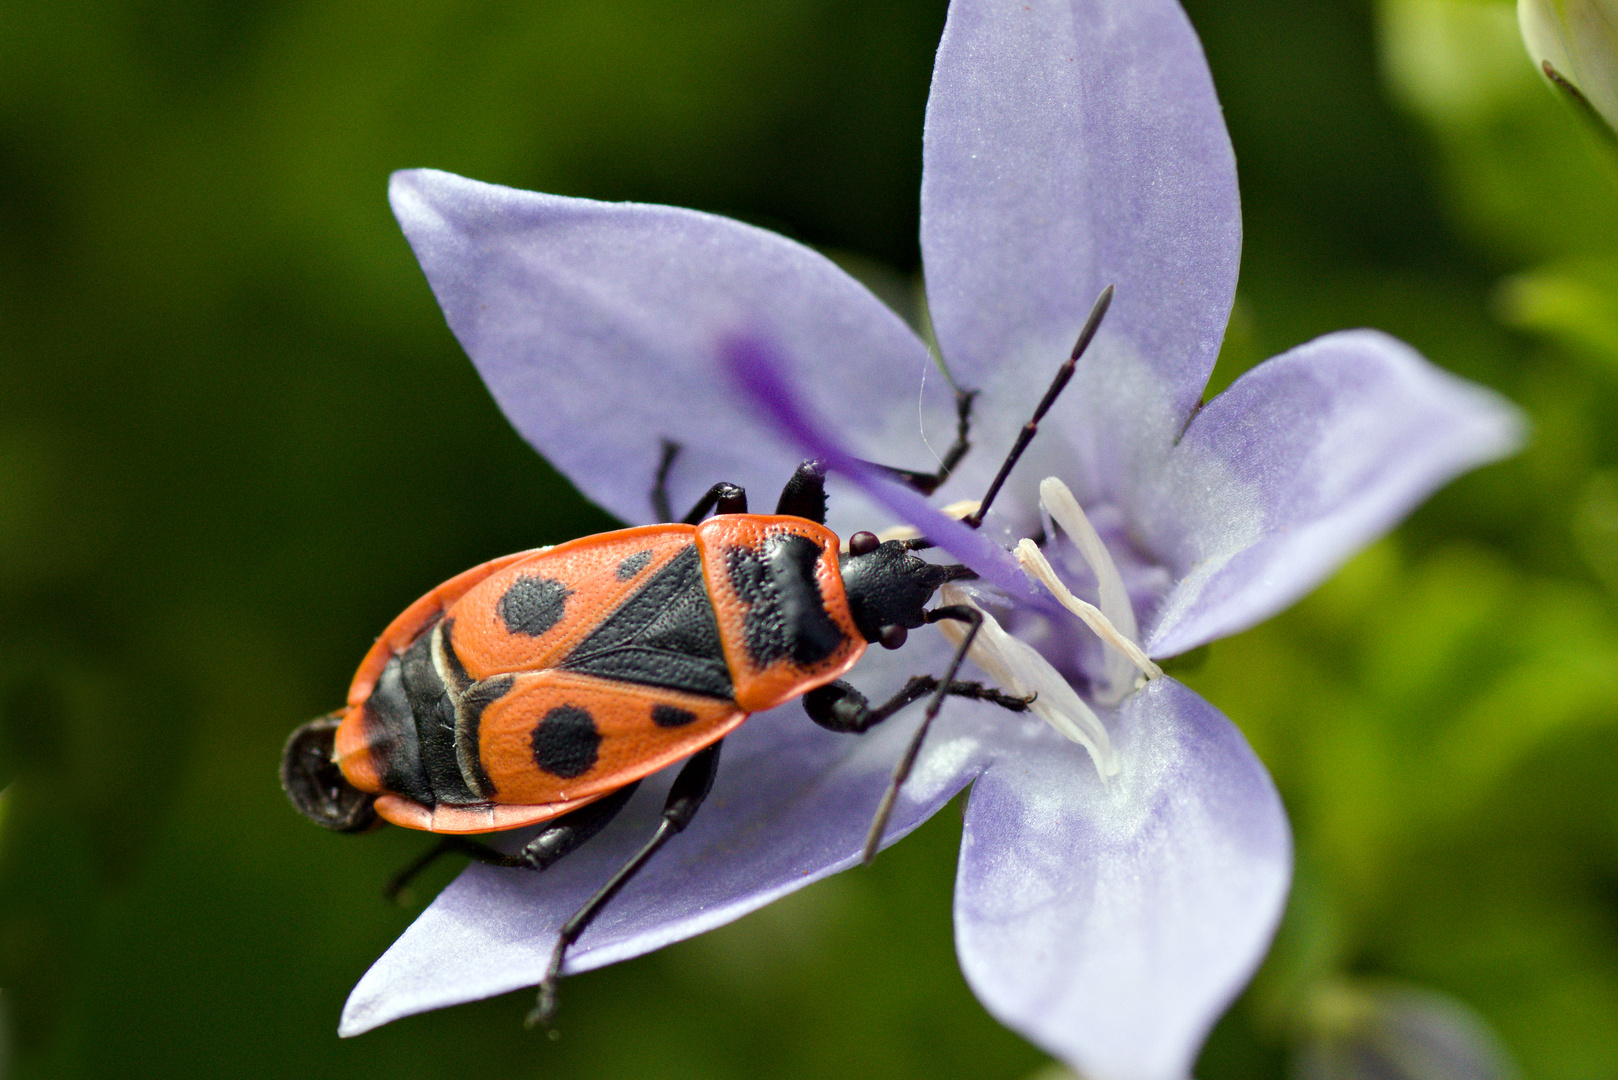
top-left (1572, 470), bottom-right (1618, 591)
top-left (1497, 259), bottom-right (1618, 373)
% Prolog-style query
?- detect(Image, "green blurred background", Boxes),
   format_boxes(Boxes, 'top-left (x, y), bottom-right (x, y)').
top-left (2, 0), bottom-right (1615, 1076)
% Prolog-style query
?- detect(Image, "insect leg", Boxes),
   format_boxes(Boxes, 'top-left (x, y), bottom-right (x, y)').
top-left (802, 675), bottom-right (1029, 733)
top-left (384, 837), bottom-right (524, 903)
top-left (859, 604), bottom-right (987, 865)
top-left (382, 783), bottom-right (643, 902)
top-left (774, 459), bottom-right (828, 523)
top-left (517, 782), bottom-right (642, 871)
top-left (963, 286), bottom-right (1111, 528)
top-left (651, 440), bottom-right (680, 522)
top-left (679, 483), bottom-right (747, 523)
top-left (651, 439), bottom-right (750, 523)
top-left (857, 386), bottom-right (977, 496)
top-left (528, 739), bottom-right (724, 1029)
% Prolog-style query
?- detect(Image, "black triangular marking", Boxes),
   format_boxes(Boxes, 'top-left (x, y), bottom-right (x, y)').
top-left (561, 545), bottom-right (734, 700)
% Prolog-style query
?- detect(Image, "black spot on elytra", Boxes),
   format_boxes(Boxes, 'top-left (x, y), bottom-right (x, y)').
top-left (498, 575), bottom-right (571, 637)
top-left (651, 703), bottom-right (698, 728)
top-left (616, 550), bottom-right (653, 581)
top-left (531, 705), bottom-right (601, 778)
top-left (726, 533), bottom-right (846, 667)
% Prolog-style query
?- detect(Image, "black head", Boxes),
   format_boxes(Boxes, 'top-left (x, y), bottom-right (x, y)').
top-left (281, 714), bottom-right (380, 833)
top-left (838, 538), bottom-right (974, 644)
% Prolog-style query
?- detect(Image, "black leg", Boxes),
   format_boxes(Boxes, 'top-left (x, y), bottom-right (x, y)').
top-left (528, 739), bottom-right (725, 1029)
top-left (649, 440), bottom-right (749, 524)
top-left (651, 440), bottom-right (680, 523)
top-left (858, 387), bottom-right (978, 496)
top-left (774, 460), bottom-right (828, 523)
top-left (894, 286), bottom-right (1114, 553)
top-left (680, 483), bottom-right (747, 523)
top-left (383, 783), bottom-right (643, 902)
top-left (860, 604), bottom-right (995, 865)
top-left (385, 837), bottom-right (525, 903)
top-left (803, 675), bottom-right (1029, 734)
top-left (517, 782), bottom-right (642, 871)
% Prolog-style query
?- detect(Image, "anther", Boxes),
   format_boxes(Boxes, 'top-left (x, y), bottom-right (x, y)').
top-left (874, 500), bottom-right (982, 545)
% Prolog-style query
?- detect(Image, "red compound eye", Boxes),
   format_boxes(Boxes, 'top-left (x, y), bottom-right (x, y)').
top-left (848, 531), bottom-right (880, 556)
top-left (878, 624), bottom-right (908, 650)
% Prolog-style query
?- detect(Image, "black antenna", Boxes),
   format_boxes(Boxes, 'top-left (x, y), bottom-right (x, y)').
top-left (963, 285), bottom-right (1112, 529)
top-left (864, 287), bottom-right (1115, 859)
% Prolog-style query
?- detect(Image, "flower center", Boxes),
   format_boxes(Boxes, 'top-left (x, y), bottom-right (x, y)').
top-left (937, 477), bottom-right (1161, 779)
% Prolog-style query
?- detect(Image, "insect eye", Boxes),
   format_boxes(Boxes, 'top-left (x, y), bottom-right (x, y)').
top-left (848, 531), bottom-right (880, 556)
top-left (878, 624), bottom-right (908, 650)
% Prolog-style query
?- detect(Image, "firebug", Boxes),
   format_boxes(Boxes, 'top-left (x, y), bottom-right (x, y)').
top-left (282, 289), bottom-right (1113, 1026)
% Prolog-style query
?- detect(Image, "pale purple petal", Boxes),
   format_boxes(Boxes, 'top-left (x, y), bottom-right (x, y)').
top-left (389, 169), bottom-right (951, 526)
top-left (954, 678), bottom-right (1290, 1080)
top-left (1140, 331), bottom-right (1525, 658)
top-left (339, 638), bottom-right (992, 1036)
top-left (921, 0), bottom-right (1239, 435)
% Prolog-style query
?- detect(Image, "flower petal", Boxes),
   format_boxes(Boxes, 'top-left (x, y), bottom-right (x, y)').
top-left (1140, 330), bottom-right (1525, 658)
top-left (389, 169), bottom-right (946, 526)
top-left (954, 677), bottom-right (1290, 1080)
top-left (339, 639), bottom-right (991, 1036)
top-left (920, 0), bottom-right (1240, 433)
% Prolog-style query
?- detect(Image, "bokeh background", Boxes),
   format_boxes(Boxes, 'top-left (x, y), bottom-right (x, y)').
top-left (2, 0), bottom-right (1616, 1076)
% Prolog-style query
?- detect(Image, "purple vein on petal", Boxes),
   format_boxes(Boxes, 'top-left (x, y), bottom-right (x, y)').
top-left (722, 332), bottom-right (1046, 607)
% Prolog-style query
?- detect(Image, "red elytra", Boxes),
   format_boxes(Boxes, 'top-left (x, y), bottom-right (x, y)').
top-left (330, 516), bottom-right (864, 834)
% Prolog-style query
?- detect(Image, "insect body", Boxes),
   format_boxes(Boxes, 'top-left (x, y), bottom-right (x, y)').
top-left (310, 513), bottom-right (920, 834)
top-left (282, 287), bottom-right (1114, 1028)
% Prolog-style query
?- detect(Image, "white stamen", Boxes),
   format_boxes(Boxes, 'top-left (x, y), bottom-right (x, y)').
top-left (1015, 538), bottom-right (1161, 690)
top-left (1029, 477), bottom-right (1160, 703)
top-left (1038, 478), bottom-right (1138, 640)
top-left (938, 583), bottom-right (1119, 777)
top-left (873, 499), bottom-right (982, 545)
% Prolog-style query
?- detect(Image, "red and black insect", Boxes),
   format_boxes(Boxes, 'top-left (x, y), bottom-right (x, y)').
top-left (281, 289), bottom-right (1112, 1026)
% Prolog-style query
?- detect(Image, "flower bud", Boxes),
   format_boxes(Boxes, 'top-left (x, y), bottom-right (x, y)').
top-left (1295, 981), bottom-right (1520, 1080)
top-left (1519, 0), bottom-right (1618, 134)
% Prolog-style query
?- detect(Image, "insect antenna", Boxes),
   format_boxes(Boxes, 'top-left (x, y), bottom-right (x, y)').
top-left (962, 284), bottom-right (1112, 529)
top-left (865, 288), bottom-right (1114, 859)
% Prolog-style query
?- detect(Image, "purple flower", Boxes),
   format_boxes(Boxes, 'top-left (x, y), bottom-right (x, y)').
top-left (337, 0), bottom-right (1523, 1076)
